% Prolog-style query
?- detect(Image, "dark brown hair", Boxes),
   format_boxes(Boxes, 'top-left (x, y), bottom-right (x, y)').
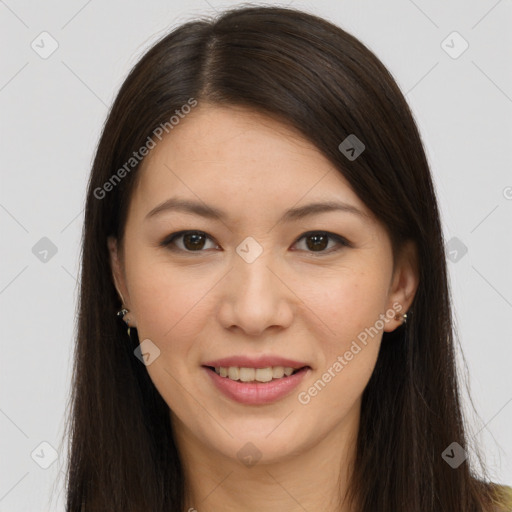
top-left (63, 5), bottom-right (503, 511)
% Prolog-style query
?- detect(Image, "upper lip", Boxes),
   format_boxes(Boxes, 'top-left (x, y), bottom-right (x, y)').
top-left (202, 355), bottom-right (310, 369)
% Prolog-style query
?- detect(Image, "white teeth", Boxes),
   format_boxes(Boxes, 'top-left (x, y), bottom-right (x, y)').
top-left (239, 368), bottom-right (255, 382)
top-left (272, 366), bottom-right (285, 378)
top-left (213, 366), bottom-right (300, 382)
top-left (255, 367), bottom-right (273, 382)
top-left (228, 367), bottom-right (239, 380)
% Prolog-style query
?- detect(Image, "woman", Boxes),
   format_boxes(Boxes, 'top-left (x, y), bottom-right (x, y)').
top-left (64, 5), bottom-right (512, 511)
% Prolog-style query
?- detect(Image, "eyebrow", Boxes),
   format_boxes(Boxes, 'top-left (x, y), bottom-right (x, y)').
top-left (144, 197), bottom-right (369, 223)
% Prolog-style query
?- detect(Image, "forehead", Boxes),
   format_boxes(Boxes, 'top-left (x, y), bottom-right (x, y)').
top-left (141, 104), bottom-right (325, 175)
top-left (131, 104), bottom-right (372, 222)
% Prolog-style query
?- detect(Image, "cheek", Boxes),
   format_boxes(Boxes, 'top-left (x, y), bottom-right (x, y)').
top-left (303, 265), bottom-right (390, 340)
top-left (296, 268), bottom-right (388, 407)
top-left (126, 250), bottom-right (213, 342)
top-left (124, 253), bottom-right (212, 414)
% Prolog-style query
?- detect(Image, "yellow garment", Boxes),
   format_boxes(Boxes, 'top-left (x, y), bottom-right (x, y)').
top-left (491, 484), bottom-right (512, 511)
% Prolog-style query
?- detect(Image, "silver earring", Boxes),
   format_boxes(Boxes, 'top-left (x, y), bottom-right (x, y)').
top-left (117, 307), bottom-right (129, 319)
top-left (116, 307), bottom-right (131, 335)
top-left (394, 312), bottom-right (408, 324)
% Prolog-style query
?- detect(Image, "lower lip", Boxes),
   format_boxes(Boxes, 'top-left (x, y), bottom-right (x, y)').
top-left (203, 366), bottom-right (310, 405)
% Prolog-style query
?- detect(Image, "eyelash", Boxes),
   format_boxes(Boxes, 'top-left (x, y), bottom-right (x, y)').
top-left (159, 230), bottom-right (352, 256)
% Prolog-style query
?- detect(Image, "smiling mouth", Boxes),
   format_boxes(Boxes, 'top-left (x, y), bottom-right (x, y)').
top-left (204, 365), bottom-right (309, 383)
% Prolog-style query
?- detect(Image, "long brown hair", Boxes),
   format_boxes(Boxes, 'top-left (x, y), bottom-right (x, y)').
top-left (63, 5), bottom-right (501, 510)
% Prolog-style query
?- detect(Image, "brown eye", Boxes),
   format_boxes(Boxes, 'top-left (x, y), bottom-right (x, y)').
top-left (160, 230), bottom-right (350, 255)
top-left (182, 232), bottom-right (207, 251)
top-left (305, 233), bottom-right (329, 251)
top-left (293, 231), bottom-right (351, 254)
top-left (161, 231), bottom-right (218, 252)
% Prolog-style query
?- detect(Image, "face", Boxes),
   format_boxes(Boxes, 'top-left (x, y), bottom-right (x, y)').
top-left (108, 103), bottom-right (418, 466)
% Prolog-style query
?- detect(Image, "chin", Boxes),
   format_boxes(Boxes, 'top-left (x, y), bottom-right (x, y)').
top-left (201, 420), bottom-right (310, 465)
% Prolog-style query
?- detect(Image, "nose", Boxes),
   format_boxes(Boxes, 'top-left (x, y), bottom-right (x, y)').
top-left (216, 250), bottom-right (294, 337)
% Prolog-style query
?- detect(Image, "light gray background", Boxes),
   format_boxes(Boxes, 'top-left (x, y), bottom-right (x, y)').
top-left (1, 0), bottom-right (511, 510)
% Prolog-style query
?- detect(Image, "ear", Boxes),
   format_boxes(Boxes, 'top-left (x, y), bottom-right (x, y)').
top-left (107, 235), bottom-right (131, 310)
top-left (383, 239), bottom-right (419, 332)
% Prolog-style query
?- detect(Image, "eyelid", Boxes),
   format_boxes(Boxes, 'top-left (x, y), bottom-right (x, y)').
top-left (160, 230), bottom-right (352, 254)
